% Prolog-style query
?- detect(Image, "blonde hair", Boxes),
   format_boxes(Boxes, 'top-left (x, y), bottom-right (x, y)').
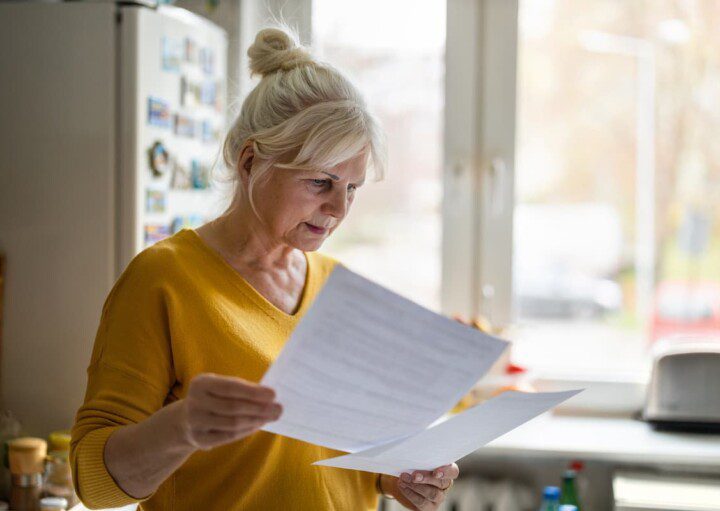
top-left (219, 23), bottom-right (387, 211)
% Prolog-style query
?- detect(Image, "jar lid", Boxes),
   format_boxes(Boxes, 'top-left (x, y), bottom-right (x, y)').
top-left (48, 431), bottom-right (71, 452)
top-left (7, 437), bottom-right (47, 452)
top-left (39, 496), bottom-right (68, 509)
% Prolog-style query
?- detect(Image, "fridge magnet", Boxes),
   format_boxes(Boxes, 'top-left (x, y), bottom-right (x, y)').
top-left (190, 159), bottom-right (210, 189)
top-left (161, 36), bottom-right (182, 72)
top-left (200, 81), bottom-right (216, 106)
top-left (170, 159), bottom-right (192, 189)
top-left (145, 189), bottom-right (167, 213)
top-left (180, 76), bottom-right (188, 106)
top-left (144, 224), bottom-right (171, 245)
top-left (191, 81), bottom-right (202, 105)
top-left (147, 140), bottom-right (170, 177)
top-left (171, 214), bottom-right (204, 234)
top-left (180, 76), bottom-right (190, 107)
top-left (200, 47), bottom-right (214, 75)
top-left (174, 113), bottom-right (196, 138)
top-left (180, 76), bottom-right (201, 107)
top-left (201, 120), bottom-right (213, 143)
top-left (184, 37), bottom-right (198, 64)
top-left (147, 97), bottom-right (171, 128)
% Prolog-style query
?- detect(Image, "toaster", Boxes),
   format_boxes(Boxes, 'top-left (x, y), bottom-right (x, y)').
top-left (643, 339), bottom-right (720, 432)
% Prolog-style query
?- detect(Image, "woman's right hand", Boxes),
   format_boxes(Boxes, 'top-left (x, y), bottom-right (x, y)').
top-left (177, 373), bottom-right (282, 451)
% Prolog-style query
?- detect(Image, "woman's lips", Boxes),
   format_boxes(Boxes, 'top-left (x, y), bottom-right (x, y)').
top-left (304, 223), bottom-right (327, 235)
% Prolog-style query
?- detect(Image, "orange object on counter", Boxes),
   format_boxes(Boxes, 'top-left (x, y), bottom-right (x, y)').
top-left (450, 315), bottom-right (535, 413)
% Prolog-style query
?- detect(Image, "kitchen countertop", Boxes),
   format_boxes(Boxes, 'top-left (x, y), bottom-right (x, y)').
top-left (475, 412), bottom-right (720, 466)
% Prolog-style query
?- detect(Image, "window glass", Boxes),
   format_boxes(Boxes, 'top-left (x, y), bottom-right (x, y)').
top-left (513, 0), bottom-right (720, 374)
top-left (312, 0), bottom-right (446, 310)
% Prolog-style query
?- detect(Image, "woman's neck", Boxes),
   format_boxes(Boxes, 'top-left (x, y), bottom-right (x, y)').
top-left (200, 208), bottom-right (299, 273)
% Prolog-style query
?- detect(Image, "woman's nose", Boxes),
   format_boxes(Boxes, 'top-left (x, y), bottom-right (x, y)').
top-left (323, 189), bottom-right (348, 218)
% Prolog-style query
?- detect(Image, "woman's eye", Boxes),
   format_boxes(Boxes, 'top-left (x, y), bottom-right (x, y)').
top-left (311, 179), bottom-right (330, 188)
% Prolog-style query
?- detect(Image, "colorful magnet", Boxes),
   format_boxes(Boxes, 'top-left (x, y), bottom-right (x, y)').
top-left (184, 37), bottom-right (198, 64)
top-left (170, 159), bottom-right (192, 189)
top-left (161, 36), bottom-right (182, 72)
top-left (144, 224), bottom-right (171, 244)
top-left (145, 189), bottom-right (166, 213)
top-left (174, 113), bottom-right (196, 138)
top-left (200, 81), bottom-right (216, 105)
top-left (201, 121), bottom-right (213, 143)
top-left (200, 47), bottom-right (214, 75)
top-left (180, 76), bottom-right (202, 107)
top-left (147, 97), bottom-right (171, 128)
top-left (190, 159), bottom-right (210, 189)
top-left (147, 140), bottom-right (170, 177)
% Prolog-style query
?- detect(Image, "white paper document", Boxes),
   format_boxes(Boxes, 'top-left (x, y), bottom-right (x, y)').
top-left (260, 265), bottom-right (509, 452)
top-left (313, 389), bottom-right (582, 476)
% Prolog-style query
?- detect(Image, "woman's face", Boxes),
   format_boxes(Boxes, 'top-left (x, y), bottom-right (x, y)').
top-left (247, 150), bottom-right (368, 252)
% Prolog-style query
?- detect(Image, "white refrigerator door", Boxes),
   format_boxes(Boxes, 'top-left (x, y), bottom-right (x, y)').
top-left (118, 5), bottom-right (230, 273)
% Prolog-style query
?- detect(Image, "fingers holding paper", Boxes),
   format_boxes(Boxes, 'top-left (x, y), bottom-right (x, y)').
top-left (179, 373), bottom-right (283, 450)
top-left (392, 464), bottom-right (459, 510)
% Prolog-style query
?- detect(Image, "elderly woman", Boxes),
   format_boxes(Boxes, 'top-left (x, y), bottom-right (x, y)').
top-left (70, 26), bottom-right (458, 511)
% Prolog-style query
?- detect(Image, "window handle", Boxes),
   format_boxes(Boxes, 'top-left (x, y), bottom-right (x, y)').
top-left (488, 157), bottom-right (508, 217)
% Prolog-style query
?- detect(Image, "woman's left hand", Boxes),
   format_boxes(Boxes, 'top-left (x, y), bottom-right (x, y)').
top-left (382, 463), bottom-right (459, 510)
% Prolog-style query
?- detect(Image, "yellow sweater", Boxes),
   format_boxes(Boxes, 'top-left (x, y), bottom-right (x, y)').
top-left (70, 228), bottom-right (378, 511)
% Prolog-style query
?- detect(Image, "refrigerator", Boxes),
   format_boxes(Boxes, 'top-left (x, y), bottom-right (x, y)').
top-left (0, 1), bottom-right (230, 439)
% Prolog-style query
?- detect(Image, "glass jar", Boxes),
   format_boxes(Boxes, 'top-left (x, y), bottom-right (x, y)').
top-left (42, 452), bottom-right (75, 506)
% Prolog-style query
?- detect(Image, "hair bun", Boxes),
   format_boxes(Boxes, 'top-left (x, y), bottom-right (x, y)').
top-left (248, 27), bottom-right (314, 77)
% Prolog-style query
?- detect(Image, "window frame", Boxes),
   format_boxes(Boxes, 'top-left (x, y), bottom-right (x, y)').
top-left (442, 0), bottom-right (518, 327)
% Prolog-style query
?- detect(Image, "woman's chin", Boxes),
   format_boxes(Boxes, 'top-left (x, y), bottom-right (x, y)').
top-left (292, 237), bottom-right (326, 252)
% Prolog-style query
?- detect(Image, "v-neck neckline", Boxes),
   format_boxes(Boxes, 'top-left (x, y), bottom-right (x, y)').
top-left (182, 228), bottom-right (313, 321)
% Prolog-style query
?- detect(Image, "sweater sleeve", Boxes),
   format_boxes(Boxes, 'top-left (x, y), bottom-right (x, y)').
top-left (70, 249), bottom-right (176, 509)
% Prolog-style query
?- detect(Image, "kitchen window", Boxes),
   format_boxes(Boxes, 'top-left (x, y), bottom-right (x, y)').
top-left (293, 0), bottom-right (720, 382)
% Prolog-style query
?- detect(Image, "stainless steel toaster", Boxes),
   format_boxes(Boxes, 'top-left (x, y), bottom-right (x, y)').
top-left (643, 339), bottom-right (720, 432)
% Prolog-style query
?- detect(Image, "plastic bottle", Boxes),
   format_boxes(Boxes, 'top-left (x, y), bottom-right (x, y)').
top-left (560, 468), bottom-right (581, 510)
top-left (568, 460), bottom-right (587, 505)
top-left (539, 486), bottom-right (561, 511)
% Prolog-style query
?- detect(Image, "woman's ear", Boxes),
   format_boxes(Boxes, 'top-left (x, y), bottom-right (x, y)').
top-left (237, 142), bottom-right (254, 183)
